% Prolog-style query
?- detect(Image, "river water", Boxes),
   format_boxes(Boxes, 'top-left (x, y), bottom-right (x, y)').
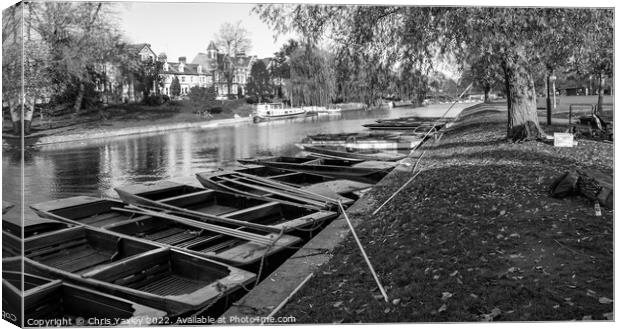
top-left (2, 103), bottom-right (471, 217)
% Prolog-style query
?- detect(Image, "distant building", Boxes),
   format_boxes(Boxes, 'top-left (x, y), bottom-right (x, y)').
top-left (191, 41), bottom-right (256, 97)
top-left (97, 43), bottom-right (158, 103)
top-left (159, 55), bottom-right (211, 96)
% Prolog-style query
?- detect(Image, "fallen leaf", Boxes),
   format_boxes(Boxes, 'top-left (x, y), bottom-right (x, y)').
top-left (373, 294), bottom-right (384, 300)
top-left (333, 301), bottom-right (343, 308)
top-left (449, 270), bottom-right (459, 277)
top-left (582, 315), bottom-right (592, 321)
top-left (598, 297), bottom-right (613, 304)
top-left (438, 304), bottom-right (447, 313)
top-left (392, 298), bottom-right (401, 306)
top-left (441, 292), bottom-right (453, 301)
top-left (603, 312), bottom-right (613, 320)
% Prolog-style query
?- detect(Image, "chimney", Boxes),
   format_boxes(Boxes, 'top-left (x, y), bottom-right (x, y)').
top-left (178, 56), bottom-right (186, 64)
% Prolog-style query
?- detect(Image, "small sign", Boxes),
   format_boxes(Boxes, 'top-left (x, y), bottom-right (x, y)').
top-left (554, 133), bottom-right (574, 147)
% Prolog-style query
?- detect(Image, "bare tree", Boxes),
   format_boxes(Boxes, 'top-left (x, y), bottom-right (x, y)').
top-left (213, 21), bottom-right (252, 95)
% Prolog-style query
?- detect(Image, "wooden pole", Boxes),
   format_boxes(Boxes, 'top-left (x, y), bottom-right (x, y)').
top-left (338, 201), bottom-right (389, 302)
top-left (261, 273), bottom-right (314, 324)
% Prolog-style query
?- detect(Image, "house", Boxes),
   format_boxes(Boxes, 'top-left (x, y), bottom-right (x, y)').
top-left (158, 55), bottom-right (211, 96)
top-left (97, 43), bottom-right (158, 103)
top-left (191, 41), bottom-right (256, 97)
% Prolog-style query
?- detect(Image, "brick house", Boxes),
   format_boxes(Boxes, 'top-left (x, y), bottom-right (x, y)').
top-left (191, 41), bottom-right (256, 97)
top-left (158, 55), bottom-right (211, 96)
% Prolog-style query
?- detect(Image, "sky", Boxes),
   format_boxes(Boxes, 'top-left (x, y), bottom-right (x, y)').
top-left (116, 2), bottom-right (295, 61)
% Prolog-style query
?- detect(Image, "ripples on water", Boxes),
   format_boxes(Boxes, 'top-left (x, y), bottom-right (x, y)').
top-left (2, 103), bottom-right (471, 214)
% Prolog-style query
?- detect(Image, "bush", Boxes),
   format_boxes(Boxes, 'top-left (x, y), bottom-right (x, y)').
top-left (245, 95), bottom-right (258, 104)
top-left (142, 95), bottom-right (164, 106)
top-left (208, 107), bottom-right (223, 114)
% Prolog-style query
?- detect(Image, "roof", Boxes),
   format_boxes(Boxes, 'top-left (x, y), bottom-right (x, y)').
top-left (126, 43), bottom-right (155, 55)
top-left (191, 52), bottom-right (218, 70)
top-left (162, 62), bottom-right (211, 76)
top-left (207, 41), bottom-right (218, 52)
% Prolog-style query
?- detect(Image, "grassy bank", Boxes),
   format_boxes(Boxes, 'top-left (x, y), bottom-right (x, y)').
top-left (2, 99), bottom-right (255, 137)
top-left (277, 102), bottom-right (613, 322)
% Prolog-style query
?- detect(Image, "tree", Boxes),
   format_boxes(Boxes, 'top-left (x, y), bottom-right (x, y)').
top-left (170, 76), bottom-right (181, 97)
top-left (132, 57), bottom-right (163, 99)
top-left (214, 21), bottom-right (252, 96)
top-left (188, 86), bottom-right (219, 114)
top-left (288, 44), bottom-right (336, 106)
top-left (246, 60), bottom-right (272, 100)
top-left (270, 39), bottom-right (299, 98)
top-left (27, 2), bottom-right (123, 114)
top-left (461, 54), bottom-right (503, 103)
top-left (254, 5), bottom-right (613, 140)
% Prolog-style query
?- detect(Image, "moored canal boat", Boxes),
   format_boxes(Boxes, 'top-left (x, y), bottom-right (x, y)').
top-left (252, 103), bottom-right (307, 123)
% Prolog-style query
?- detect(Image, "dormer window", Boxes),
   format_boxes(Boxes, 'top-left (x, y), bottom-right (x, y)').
top-left (178, 63), bottom-right (184, 72)
top-left (197, 65), bottom-right (202, 73)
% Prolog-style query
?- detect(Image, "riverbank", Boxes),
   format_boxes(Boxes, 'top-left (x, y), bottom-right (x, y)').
top-left (266, 102), bottom-right (613, 322)
top-left (1, 101), bottom-right (380, 147)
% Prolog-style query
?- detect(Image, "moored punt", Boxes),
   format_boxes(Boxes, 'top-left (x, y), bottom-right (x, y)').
top-left (24, 226), bottom-right (159, 274)
top-left (296, 144), bottom-right (409, 162)
top-left (301, 132), bottom-right (422, 151)
top-left (375, 116), bottom-right (451, 123)
top-left (195, 170), bottom-right (353, 209)
top-left (362, 121), bottom-right (445, 131)
top-left (16, 248), bottom-right (256, 316)
top-left (233, 164), bottom-right (373, 201)
top-left (2, 258), bottom-right (168, 324)
top-left (2, 200), bottom-right (14, 214)
top-left (30, 195), bottom-right (302, 267)
top-left (3, 215), bottom-right (72, 258)
top-left (30, 196), bottom-right (143, 228)
top-left (115, 180), bottom-right (339, 235)
top-left (237, 156), bottom-right (397, 184)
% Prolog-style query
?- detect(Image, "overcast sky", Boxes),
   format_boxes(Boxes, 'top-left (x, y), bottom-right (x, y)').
top-left (116, 2), bottom-right (295, 61)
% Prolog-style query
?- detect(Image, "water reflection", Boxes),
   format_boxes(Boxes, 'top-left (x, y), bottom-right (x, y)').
top-left (2, 103), bottom-right (472, 216)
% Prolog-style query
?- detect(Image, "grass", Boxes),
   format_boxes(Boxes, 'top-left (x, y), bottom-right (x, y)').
top-left (276, 102), bottom-right (613, 323)
top-left (2, 99), bottom-right (255, 136)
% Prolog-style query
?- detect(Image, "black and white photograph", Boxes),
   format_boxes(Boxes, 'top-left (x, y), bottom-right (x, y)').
top-left (1, 0), bottom-right (615, 327)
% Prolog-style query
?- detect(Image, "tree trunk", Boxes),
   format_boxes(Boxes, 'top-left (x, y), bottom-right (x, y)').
top-left (596, 73), bottom-right (604, 114)
top-left (503, 52), bottom-right (542, 141)
top-left (74, 81), bottom-right (85, 114)
top-left (484, 85), bottom-right (491, 103)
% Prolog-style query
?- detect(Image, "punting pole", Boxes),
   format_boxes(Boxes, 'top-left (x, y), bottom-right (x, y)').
top-left (338, 201), bottom-right (389, 303)
top-left (372, 83), bottom-right (474, 215)
top-left (261, 273), bottom-right (314, 325)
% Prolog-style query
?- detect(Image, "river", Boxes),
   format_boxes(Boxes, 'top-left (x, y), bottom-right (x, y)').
top-left (2, 103), bottom-right (472, 217)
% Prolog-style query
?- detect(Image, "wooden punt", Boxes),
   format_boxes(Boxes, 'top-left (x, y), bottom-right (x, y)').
top-left (301, 132), bottom-right (422, 150)
top-left (3, 215), bottom-right (72, 258)
top-left (362, 121), bottom-right (446, 131)
top-left (30, 195), bottom-right (302, 267)
top-left (2, 200), bottom-right (14, 214)
top-left (195, 170), bottom-right (349, 209)
top-left (2, 259), bottom-right (167, 324)
top-left (236, 156), bottom-right (396, 184)
top-left (296, 144), bottom-right (408, 161)
top-left (16, 248), bottom-right (256, 316)
top-left (24, 226), bottom-right (159, 275)
top-left (233, 164), bottom-right (373, 202)
top-left (115, 180), bottom-right (338, 235)
top-left (30, 196), bottom-right (141, 229)
top-left (375, 116), bottom-right (450, 123)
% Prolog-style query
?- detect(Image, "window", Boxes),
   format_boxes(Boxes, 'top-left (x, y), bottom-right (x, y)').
top-left (181, 76), bottom-right (185, 82)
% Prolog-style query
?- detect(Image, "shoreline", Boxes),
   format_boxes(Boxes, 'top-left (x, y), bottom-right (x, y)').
top-left (1, 102), bottom-right (380, 148)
